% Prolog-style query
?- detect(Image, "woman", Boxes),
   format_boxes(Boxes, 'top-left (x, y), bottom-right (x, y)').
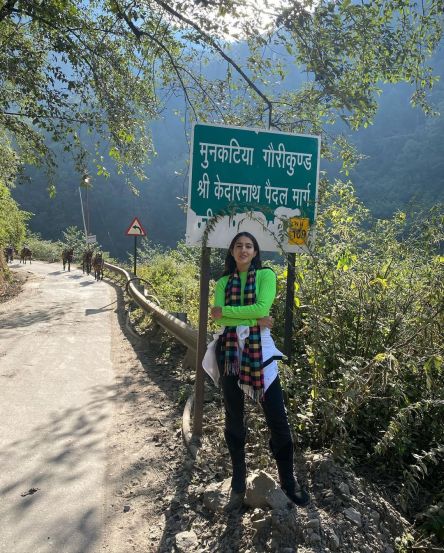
top-left (205, 231), bottom-right (309, 508)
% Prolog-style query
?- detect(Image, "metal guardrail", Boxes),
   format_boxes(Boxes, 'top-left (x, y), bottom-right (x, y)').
top-left (103, 261), bottom-right (199, 454)
top-left (104, 261), bottom-right (198, 366)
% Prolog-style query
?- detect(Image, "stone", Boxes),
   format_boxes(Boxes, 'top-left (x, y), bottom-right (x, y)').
top-left (193, 485), bottom-right (205, 497)
top-left (338, 482), bottom-right (351, 496)
top-left (251, 517), bottom-right (269, 530)
top-left (306, 518), bottom-right (320, 531)
top-left (329, 530), bottom-right (340, 551)
top-left (317, 457), bottom-right (335, 477)
top-left (308, 532), bottom-right (321, 544)
top-left (344, 506), bottom-right (362, 527)
top-left (251, 508), bottom-right (266, 522)
top-left (380, 522), bottom-right (391, 537)
top-left (271, 507), bottom-right (298, 534)
top-left (322, 489), bottom-right (335, 504)
top-left (370, 509), bottom-right (381, 523)
top-left (175, 530), bottom-right (198, 552)
top-left (202, 478), bottom-right (232, 512)
top-left (266, 485), bottom-right (293, 511)
top-left (244, 470), bottom-right (291, 510)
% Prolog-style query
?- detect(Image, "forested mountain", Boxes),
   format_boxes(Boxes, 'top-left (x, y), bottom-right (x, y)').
top-left (347, 48), bottom-right (444, 217)
top-left (12, 49), bottom-right (444, 260)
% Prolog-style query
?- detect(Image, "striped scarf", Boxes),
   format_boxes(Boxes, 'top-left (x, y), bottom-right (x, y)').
top-left (219, 265), bottom-right (264, 401)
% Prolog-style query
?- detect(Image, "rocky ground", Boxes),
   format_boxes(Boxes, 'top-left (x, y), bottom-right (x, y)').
top-left (102, 276), bottom-right (415, 553)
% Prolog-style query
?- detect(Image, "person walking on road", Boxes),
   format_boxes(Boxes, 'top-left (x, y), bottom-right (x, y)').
top-left (204, 231), bottom-right (310, 509)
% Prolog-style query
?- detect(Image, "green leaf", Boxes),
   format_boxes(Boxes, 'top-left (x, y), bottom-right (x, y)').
top-left (47, 184), bottom-right (57, 198)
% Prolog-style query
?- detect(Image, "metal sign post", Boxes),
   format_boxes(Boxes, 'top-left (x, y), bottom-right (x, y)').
top-left (192, 245), bottom-right (211, 438)
top-left (79, 175), bottom-right (92, 245)
top-left (125, 217), bottom-right (147, 276)
top-left (79, 187), bottom-right (88, 244)
top-left (284, 253), bottom-right (296, 363)
top-left (134, 236), bottom-right (138, 276)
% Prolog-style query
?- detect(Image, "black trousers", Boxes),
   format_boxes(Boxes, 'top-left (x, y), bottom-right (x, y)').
top-left (221, 374), bottom-right (293, 453)
top-left (216, 339), bottom-right (293, 454)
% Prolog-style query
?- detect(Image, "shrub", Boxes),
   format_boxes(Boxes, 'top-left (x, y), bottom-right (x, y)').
top-left (138, 241), bottom-right (201, 327)
top-left (273, 180), bottom-right (443, 539)
top-left (26, 232), bottom-right (64, 262)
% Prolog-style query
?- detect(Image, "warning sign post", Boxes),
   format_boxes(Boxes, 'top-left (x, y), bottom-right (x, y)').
top-left (125, 217), bottom-right (147, 275)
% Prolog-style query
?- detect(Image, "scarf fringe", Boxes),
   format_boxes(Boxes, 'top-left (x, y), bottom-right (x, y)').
top-left (224, 361), bottom-right (239, 376)
top-left (238, 383), bottom-right (264, 403)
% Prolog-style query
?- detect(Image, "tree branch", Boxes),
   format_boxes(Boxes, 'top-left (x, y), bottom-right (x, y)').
top-left (2, 111), bottom-right (103, 124)
top-left (0, 0), bottom-right (16, 23)
top-left (113, 2), bottom-right (198, 120)
top-left (152, 0), bottom-right (274, 127)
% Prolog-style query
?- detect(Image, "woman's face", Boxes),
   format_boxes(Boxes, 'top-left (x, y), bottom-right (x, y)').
top-left (231, 235), bottom-right (257, 270)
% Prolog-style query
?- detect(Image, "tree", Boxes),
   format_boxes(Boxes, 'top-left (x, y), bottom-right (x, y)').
top-left (0, 181), bottom-right (30, 248)
top-left (0, 0), bottom-right (443, 190)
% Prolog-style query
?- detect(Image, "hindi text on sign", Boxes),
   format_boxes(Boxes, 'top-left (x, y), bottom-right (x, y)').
top-left (262, 142), bottom-right (312, 175)
top-left (200, 138), bottom-right (254, 169)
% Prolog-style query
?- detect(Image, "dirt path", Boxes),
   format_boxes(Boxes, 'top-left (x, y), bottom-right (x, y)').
top-left (0, 262), bottom-right (190, 553)
top-left (0, 261), bottom-right (115, 552)
top-left (101, 280), bottom-right (194, 553)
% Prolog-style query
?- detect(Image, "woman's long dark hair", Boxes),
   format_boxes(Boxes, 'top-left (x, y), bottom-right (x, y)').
top-left (223, 232), bottom-right (262, 276)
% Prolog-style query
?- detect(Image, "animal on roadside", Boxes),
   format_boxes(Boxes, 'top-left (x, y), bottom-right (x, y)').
top-left (62, 247), bottom-right (74, 272)
top-left (92, 252), bottom-right (104, 280)
top-left (82, 249), bottom-right (93, 275)
top-left (4, 245), bottom-right (14, 263)
top-left (20, 247), bottom-right (32, 264)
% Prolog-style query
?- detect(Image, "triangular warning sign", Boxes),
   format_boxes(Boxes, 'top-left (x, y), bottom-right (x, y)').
top-left (126, 217), bottom-right (147, 236)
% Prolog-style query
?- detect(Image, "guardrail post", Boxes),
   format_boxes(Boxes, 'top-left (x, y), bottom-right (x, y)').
top-left (192, 245), bottom-right (210, 438)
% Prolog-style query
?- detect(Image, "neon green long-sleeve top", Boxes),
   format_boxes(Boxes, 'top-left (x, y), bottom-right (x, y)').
top-left (213, 268), bottom-right (276, 327)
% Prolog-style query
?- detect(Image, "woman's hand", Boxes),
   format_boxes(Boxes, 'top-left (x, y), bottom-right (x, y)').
top-left (211, 306), bottom-right (222, 319)
top-left (258, 316), bottom-right (274, 329)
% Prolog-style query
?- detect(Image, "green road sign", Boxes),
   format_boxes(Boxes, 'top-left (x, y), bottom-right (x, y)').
top-left (185, 123), bottom-right (320, 252)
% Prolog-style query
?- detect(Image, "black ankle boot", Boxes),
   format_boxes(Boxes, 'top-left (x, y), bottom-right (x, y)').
top-left (231, 460), bottom-right (247, 493)
top-left (225, 430), bottom-right (247, 493)
top-left (272, 440), bottom-right (310, 507)
top-left (282, 485), bottom-right (310, 506)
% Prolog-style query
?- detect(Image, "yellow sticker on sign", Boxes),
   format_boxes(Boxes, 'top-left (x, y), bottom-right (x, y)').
top-left (288, 217), bottom-right (310, 245)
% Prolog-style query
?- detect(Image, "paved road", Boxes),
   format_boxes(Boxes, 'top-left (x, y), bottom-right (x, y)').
top-left (0, 261), bottom-right (116, 553)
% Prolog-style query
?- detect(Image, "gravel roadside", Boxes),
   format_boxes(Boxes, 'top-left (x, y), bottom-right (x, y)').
top-left (101, 281), bottom-right (193, 553)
